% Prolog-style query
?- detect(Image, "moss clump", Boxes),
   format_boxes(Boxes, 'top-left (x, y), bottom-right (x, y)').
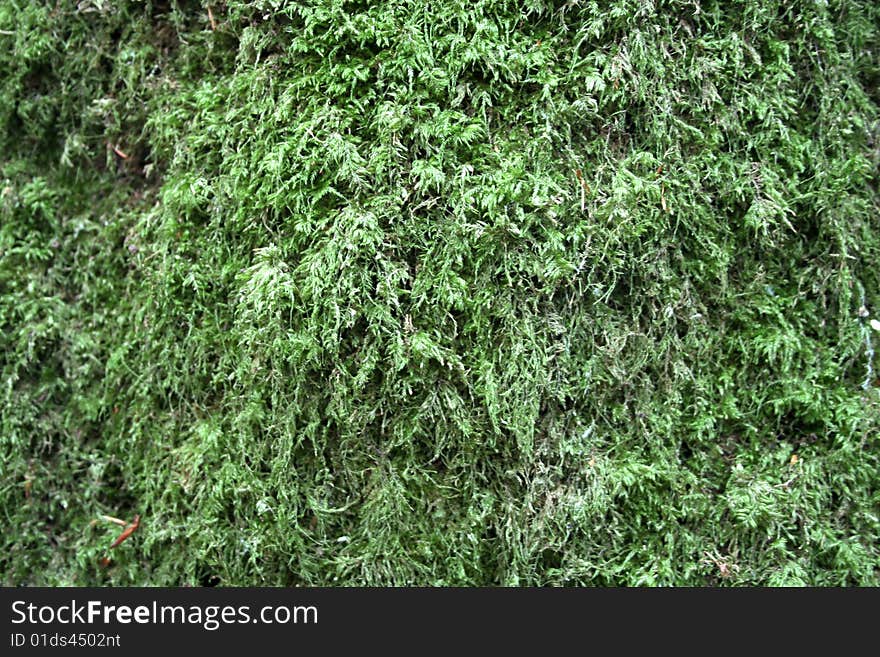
top-left (1, 0), bottom-right (879, 585)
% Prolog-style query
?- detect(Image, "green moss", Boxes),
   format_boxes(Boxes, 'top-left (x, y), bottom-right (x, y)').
top-left (1, 0), bottom-right (878, 585)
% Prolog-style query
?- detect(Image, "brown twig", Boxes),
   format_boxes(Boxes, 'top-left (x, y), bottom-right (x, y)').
top-left (109, 143), bottom-right (129, 160)
top-left (109, 514), bottom-right (141, 549)
top-left (100, 514), bottom-right (128, 527)
top-left (207, 5), bottom-right (217, 30)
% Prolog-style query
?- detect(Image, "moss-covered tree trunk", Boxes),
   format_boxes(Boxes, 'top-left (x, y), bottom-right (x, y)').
top-left (1, 0), bottom-right (878, 585)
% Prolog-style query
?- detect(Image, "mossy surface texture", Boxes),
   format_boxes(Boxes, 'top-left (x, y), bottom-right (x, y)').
top-left (1, 0), bottom-right (879, 586)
